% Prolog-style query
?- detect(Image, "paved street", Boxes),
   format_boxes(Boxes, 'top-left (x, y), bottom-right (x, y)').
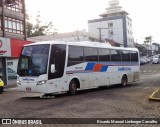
top-left (1, 63), bottom-right (160, 127)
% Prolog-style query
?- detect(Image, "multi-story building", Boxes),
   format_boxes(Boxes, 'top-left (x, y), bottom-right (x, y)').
top-left (0, 0), bottom-right (26, 40)
top-left (88, 0), bottom-right (134, 47)
top-left (27, 30), bottom-right (100, 42)
top-left (0, 0), bottom-right (31, 85)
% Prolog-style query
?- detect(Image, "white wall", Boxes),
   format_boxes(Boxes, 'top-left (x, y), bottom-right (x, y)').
top-left (52, 36), bottom-right (89, 42)
top-left (88, 19), bottom-right (124, 45)
top-left (7, 59), bottom-right (18, 73)
top-left (126, 18), bottom-right (134, 47)
top-left (152, 45), bottom-right (158, 51)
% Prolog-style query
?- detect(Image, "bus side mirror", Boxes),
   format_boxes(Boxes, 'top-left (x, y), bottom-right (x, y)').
top-left (51, 64), bottom-right (56, 73)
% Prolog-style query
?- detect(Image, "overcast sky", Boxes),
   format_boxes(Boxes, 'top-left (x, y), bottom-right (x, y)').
top-left (25, 0), bottom-right (160, 44)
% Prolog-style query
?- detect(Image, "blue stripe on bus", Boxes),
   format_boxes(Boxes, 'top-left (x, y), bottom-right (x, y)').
top-left (100, 66), bottom-right (108, 72)
top-left (85, 63), bottom-right (95, 71)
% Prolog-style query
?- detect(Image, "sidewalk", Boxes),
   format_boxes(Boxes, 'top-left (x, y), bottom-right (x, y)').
top-left (4, 79), bottom-right (17, 89)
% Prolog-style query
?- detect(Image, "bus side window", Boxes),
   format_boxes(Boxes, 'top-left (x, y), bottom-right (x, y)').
top-left (48, 44), bottom-right (66, 80)
top-left (68, 46), bottom-right (84, 66)
top-left (84, 47), bottom-right (98, 61)
top-left (110, 50), bottom-right (121, 61)
top-left (121, 50), bottom-right (130, 61)
top-left (130, 51), bottom-right (138, 62)
top-left (98, 48), bottom-right (110, 62)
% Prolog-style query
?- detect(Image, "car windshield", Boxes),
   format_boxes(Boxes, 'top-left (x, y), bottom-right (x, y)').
top-left (17, 44), bottom-right (50, 76)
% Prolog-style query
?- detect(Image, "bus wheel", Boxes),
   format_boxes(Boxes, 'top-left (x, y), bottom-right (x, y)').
top-left (121, 75), bottom-right (127, 87)
top-left (0, 86), bottom-right (3, 94)
top-left (68, 80), bottom-right (77, 95)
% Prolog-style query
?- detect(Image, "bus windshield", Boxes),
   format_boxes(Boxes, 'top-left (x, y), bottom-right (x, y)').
top-left (17, 44), bottom-right (50, 76)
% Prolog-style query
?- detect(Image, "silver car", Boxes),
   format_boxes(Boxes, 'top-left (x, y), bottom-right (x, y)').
top-left (152, 56), bottom-right (160, 64)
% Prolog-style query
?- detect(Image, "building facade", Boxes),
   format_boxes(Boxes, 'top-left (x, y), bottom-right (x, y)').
top-left (88, 0), bottom-right (134, 47)
top-left (27, 30), bottom-right (106, 43)
top-left (0, 0), bottom-right (30, 85)
top-left (0, 0), bottom-right (26, 40)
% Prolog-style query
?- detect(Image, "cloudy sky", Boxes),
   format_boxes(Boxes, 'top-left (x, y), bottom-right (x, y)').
top-left (25, 0), bottom-right (160, 44)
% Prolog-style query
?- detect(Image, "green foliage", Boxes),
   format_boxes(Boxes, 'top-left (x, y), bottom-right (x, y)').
top-left (26, 14), bottom-right (57, 37)
top-left (144, 36), bottom-right (152, 45)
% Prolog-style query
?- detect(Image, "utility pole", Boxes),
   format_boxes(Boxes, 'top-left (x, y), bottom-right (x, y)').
top-left (1, 0), bottom-right (8, 86)
top-left (97, 27), bottom-right (108, 42)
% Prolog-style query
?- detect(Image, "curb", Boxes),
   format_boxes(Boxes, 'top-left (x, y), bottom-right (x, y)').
top-left (4, 87), bottom-right (18, 92)
top-left (148, 89), bottom-right (160, 101)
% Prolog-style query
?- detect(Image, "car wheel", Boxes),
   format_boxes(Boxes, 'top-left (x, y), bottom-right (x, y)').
top-left (0, 86), bottom-right (3, 94)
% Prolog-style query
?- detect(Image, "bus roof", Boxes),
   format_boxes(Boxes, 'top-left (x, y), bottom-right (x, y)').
top-left (24, 41), bottom-right (138, 52)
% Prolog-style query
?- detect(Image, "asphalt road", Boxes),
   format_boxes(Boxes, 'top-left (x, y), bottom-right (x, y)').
top-left (1, 62), bottom-right (160, 127)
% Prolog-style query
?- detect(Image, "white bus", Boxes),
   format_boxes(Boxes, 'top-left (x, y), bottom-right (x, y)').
top-left (17, 41), bottom-right (140, 95)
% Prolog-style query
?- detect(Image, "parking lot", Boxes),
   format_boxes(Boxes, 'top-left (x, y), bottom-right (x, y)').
top-left (0, 63), bottom-right (160, 127)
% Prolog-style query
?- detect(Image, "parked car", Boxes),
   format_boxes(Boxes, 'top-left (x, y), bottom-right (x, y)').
top-left (152, 56), bottom-right (160, 64)
top-left (140, 58), bottom-right (146, 65)
top-left (142, 56), bottom-right (151, 63)
top-left (140, 57), bottom-right (148, 64)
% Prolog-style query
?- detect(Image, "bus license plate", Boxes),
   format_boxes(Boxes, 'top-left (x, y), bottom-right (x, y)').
top-left (26, 87), bottom-right (31, 91)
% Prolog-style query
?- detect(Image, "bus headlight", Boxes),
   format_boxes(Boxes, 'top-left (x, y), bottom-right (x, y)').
top-left (37, 80), bottom-right (47, 85)
top-left (17, 80), bottom-right (21, 85)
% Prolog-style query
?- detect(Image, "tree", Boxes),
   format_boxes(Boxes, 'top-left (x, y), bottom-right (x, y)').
top-left (26, 14), bottom-right (57, 37)
top-left (144, 36), bottom-right (152, 45)
top-left (143, 36), bottom-right (152, 56)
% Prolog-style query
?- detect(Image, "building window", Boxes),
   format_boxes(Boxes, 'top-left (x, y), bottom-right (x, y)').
top-left (108, 22), bottom-right (113, 28)
top-left (108, 30), bottom-right (113, 36)
top-left (4, 0), bottom-right (23, 13)
top-left (5, 17), bottom-right (24, 34)
top-left (128, 22), bottom-right (130, 26)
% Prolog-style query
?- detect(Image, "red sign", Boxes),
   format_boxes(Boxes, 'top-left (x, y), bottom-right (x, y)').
top-left (10, 38), bottom-right (32, 58)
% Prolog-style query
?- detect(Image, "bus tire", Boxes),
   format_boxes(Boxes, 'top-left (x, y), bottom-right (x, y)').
top-left (68, 80), bottom-right (77, 95)
top-left (121, 75), bottom-right (128, 87)
top-left (0, 86), bottom-right (3, 94)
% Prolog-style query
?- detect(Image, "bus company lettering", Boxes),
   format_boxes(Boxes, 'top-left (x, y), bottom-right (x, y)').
top-left (118, 67), bottom-right (131, 71)
top-left (22, 78), bottom-right (34, 81)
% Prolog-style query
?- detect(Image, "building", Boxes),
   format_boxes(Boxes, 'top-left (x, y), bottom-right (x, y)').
top-left (28, 30), bottom-right (110, 43)
top-left (144, 44), bottom-right (159, 56)
top-left (88, 0), bottom-right (134, 47)
top-left (0, 0), bottom-right (31, 85)
top-left (0, 0), bottom-right (26, 40)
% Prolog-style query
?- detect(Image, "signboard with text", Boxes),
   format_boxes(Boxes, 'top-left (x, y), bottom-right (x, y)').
top-left (0, 37), bottom-right (31, 58)
top-left (0, 37), bottom-right (11, 57)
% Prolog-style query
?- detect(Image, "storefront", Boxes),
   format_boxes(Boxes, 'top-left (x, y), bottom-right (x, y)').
top-left (0, 37), bottom-right (31, 85)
